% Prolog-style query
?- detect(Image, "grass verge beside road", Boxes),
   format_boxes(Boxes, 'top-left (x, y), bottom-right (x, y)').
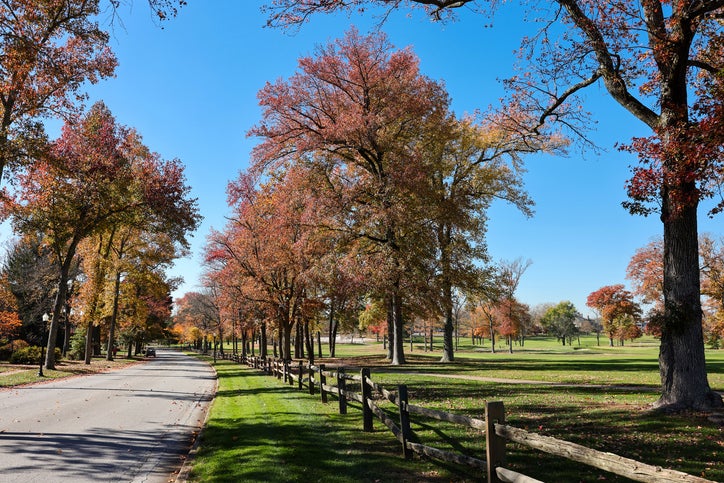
top-left (0, 357), bottom-right (139, 387)
top-left (188, 358), bottom-right (471, 482)
top-left (191, 339), bottom-right (724, 482)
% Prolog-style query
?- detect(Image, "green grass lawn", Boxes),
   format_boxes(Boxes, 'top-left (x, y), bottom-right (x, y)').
top-left (189, 358), bottom-right (474, 482)
top-left (198, 337), bottom-right (724, 482)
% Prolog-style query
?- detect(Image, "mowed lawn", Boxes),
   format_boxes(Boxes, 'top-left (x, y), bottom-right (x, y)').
top-left (188, 336), bottom-right (724, 482)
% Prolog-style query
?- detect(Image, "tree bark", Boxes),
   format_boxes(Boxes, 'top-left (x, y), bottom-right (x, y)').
top-left (106, 269), bottom-right (122, 361)
top-left (657, 197), bottom-right (723, 410)
top-left (327, 300), bottom-right (337, 357)
top-left (45, 235), bottom-right (80, 370)
top-left (259, 321), bottom-right (267, 358)
top-left (441, 290), bottom-right (454, 362)
top-left (390, 289), bottom-right (406, 365)
top-left (386, 295), bottom-right (394, 360)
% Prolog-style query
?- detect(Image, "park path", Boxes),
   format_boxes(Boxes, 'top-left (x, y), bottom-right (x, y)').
top-left (0, 349), bottom-right (216, 483)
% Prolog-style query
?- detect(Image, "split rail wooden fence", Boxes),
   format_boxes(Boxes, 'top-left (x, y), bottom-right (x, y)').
top-left (221, 353), bottom-right (712, 483)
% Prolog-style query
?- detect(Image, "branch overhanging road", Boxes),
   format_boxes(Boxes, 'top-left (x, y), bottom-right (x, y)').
top-left (0, 349), bottom-right (216, 483)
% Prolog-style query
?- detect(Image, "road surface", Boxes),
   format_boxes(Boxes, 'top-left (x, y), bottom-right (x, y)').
top-left (0, 349), bottom-right (216, 483)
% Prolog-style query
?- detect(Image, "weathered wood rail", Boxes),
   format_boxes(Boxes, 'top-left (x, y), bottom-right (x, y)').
top-left (221, 353), bottom-right (712, 483)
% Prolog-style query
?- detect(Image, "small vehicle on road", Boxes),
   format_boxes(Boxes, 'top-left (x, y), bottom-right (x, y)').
top-left (145, 347), bottom-right (156, 357)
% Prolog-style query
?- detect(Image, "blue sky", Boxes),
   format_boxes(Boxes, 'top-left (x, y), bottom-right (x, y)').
top-left (73, 1), bottom-right (720, 317)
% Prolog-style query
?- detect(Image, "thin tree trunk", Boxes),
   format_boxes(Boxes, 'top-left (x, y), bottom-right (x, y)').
top-left (84, 322), bottom-right (93, 365)
top-left (386, 295), bottom-right (394, 360)
top-left (106, 269), bottom-right (122, 361)
top-left (391, 288), bottom-right (406, 365)
top-left (305, 320), bottom-right (314, 365)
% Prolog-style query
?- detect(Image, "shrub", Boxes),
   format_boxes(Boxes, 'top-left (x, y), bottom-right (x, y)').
top-left (68, 331), bottom-right (86, 360)
top-left (10, 346), bottom-right (62, 365)
top-left (0, 339), bottom-right (29, 361)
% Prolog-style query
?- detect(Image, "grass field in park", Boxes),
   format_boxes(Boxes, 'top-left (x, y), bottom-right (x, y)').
top-left (194, 336), bottom-right (724, 482)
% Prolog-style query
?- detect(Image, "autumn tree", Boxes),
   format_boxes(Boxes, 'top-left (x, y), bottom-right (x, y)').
top-left (261, 0), bottom-right (724, 412)
top-left (208, 164), bottom-right (326, 361)
top-left (0, 0), bottom-right (117, 185)
top-left (626, 238), bottom-right (665, 313)
top-left (0, 273), bottom-right (21, 344)
top-left (4, 102), bottom-right (199, 370)
top-left (174, 291), bottom-right (219, 353)
top-left (587, 285), bottom-right (642, 347)
top-left (491, 296), bottom-right (530, 353)
top-left (248, 29), bottom-right (455, 365)
top-left (423, 110), bottom-right (546, 362)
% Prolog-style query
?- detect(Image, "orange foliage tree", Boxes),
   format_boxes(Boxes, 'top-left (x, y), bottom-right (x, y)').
top-left (587, 285), bottom-right (642, 347)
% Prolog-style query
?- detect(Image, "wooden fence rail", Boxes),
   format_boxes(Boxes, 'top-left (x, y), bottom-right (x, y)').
top-left (220, 352), bottom-right (712, 483)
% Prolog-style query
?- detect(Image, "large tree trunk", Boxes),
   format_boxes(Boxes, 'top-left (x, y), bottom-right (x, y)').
top-left (390, 289), bottom-right (406, 365)
top-left (657, 197), bottom-right (723, 410)
top-left (260, 321), bottom-right (267, 358)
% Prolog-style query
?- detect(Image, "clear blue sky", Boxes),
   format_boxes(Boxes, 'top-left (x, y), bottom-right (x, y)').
top-left (75, 1), bottom-right (720, 317)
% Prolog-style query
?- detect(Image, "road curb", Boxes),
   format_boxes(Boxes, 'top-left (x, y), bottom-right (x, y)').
top-left (174, 359), bottom-right (218, 482)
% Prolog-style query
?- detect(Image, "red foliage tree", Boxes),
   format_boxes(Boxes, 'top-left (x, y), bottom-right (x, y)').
top-left (0, 1), bottom-right (117, 185)
top-left (248, 28), bottom-right (450, 365)
top-left (586, 285), bottom-right (642, 347)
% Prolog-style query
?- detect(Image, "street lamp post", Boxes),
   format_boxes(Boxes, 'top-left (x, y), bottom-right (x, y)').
top-left (38, 313), bottom-right (49, 377)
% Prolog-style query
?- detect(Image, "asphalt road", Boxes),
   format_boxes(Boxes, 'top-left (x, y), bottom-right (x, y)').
top-left (0, 349), bottom-right (216, 483)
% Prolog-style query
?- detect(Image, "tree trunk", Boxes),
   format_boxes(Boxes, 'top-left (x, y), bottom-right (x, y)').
top-left (260, 321), bottom-right (267, 358)
top-left (304, 320), bottom-right (314, 365)
top-left (390, 289), bottom-right (406, 365)
top-left (45, 236), bottom-right (80, 370)
top-left (106, 269), bottom-right (122, 361)
top-left (84, 322), bottom-right (93, 365)
top-left (385, 295), bottom-right (394, 360)
top-left (327, 300), bottom-right (336, 357)
top-left (282, 323), bottom-right (293, 361)
top-left (657, 198), bottom-right (723, 410)
top-left (330, 317), bottom-right (338, 358)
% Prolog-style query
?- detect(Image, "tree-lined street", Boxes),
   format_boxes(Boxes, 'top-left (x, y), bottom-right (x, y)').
top-left (0, 350), bottom-right (215, 482)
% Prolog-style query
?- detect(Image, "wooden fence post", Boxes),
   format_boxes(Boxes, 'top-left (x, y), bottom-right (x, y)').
top-left (486, 401), bottom-right (506, 483)
top-left (337, 368), bottom-right (347, 414)
top-left (308, 362), bottom-right (315, 395)
top-left (398, 384), bottom-right (411, 459)
top-left (319, 364), bottom-right (327, 403)
top-left (361, 367), bottom-right (373, 432)
top-left (298, 360), bottom-right (304, 390)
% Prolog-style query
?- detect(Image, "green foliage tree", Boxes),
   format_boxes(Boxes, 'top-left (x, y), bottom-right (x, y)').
top-left (541, 301), bottom-right (579, 346)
